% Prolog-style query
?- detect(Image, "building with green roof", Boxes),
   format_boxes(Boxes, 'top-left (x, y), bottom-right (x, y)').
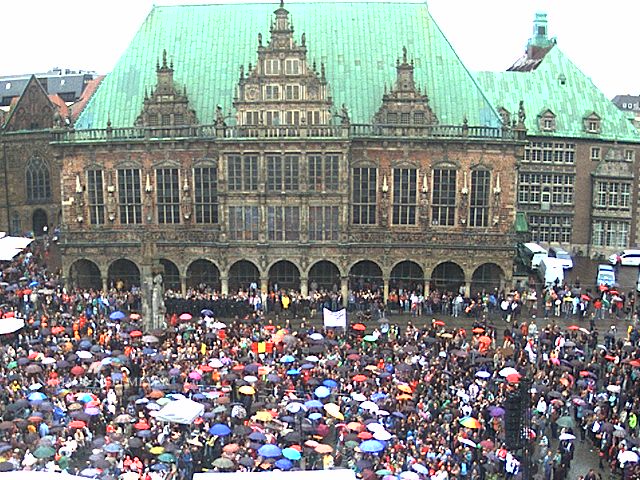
top-left (476, 12), bottom-right (640, 258)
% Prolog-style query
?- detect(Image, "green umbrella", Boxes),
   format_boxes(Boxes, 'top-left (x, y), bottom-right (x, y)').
top-left (158, 453), bottom-right (176, 463)
top-left (363, 335), bottom-right (377, 342)
top-left (33, 445), bottom-right (56, 459)
top-left (7, 361), bottom-right (17, 370)
top-left (376, 469), bottom-right (393, 476)
top-left (345, 440), bottom-right (359, 449)
top-left (556, 416), bottom-right (575, 428)
top-left (212, 457), bottom-right (235, 469)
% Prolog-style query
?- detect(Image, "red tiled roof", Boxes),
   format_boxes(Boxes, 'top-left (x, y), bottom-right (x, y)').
top-left (48, 94), bottom-right (69, 118)
top-left (70, 75), bottom-right (105, 122)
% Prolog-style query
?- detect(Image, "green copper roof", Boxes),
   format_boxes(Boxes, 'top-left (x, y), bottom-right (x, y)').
top-left (475, 47), bottom-right (640, 143)
top-left (76, 2), bottom-right (501, 129)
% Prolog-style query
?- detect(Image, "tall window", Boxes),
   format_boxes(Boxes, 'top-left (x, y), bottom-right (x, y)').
top-left (352, 167), bottom-right (377, 225)
top-left (118, 168), bottom-right (142, 224)
top-left (26, 157), bottom-right (51, 202)
top-left (228, 206), bottom-right (259, 240)
top-left (267, 206), bottom-right (300, 241)
top-left (431, 168), bottom-right (456, 226)
top-left (156, 168), bottom-right (180, 224)
top-left (309, 206), bottom-right (339, 241)
top-left (470, 170), bottom-right (490, 227)
top-left (308, 154), bottom-right (339, 192)
top-left (194, 166), bottom-right (218, 224)
top-left (392, 168), bottom-right (417, 225)
top-left (10, 212), bottom-right (20, 236)
top-left (594, 181), bottom-right (632, 210)
top-left (227, 155), bottom-right (258, 191)
top-left (87, 169), bottom-right (105, 225)
top-left (267, 154), bottom-right (299, 192)
top-left (524, 142), bottom-right (575, 164)
top-left (592, 220), bottom-right (629, 248)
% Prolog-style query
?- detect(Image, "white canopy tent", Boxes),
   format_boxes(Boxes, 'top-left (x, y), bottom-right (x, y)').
top-left (194, 469), bottom-right (357, 480)
top-left (0, 472), bottom-right (87, 480)
top-left (155, 397), bottom-right (205, 424)
top-left (0, 234), bottom-right (33, 261)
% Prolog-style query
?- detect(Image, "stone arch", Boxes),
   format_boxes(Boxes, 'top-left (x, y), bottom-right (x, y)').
top-left (268, 260), bottom-right (300, 291)
top-left (228, 260), bottom-right (260, 293)
top-left (159, 259), bottom-right (181, 291)
top-left (348, 260), bottom-right (383, 292)
top-left (32, 209), bottom-right (48, 236)
top-left (308, 260), bottom-right (341, 292)
top-left (430, 261), bottom-right (465, 293)
top-left (390, 260), bottom-right (424, 292)
top-left (68, 259), bottom-right (102, 290)
top-left (186, 259), bottom-right (221, 291)
top-left (471, 263), bottom-right (505, 296)
top-left (108, 259), bottom-right (140, 291)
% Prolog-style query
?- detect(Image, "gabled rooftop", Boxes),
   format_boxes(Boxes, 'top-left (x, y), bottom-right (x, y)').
top-left (76, 2), bottom-right (502, 129)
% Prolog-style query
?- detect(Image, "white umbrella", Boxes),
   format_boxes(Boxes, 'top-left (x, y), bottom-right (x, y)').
top-left (618, 450), bottom-right (639, 463)
top-left (212, 322), bottom-right (227, 329)
top-left (607, 385), bottom-right (621, 393)
top-left (366, 422), bottom-right (385, 432)
top-left (76, 351), bottom-right (93, 359)
top-left (475, 371), bottom-right (491, 378)
top-left (458, 437), bottom-right (477, 447)
top-left (310, 333), bottom-right (323, 341)
top-left (499, 367), bottom-right (519, 377)
top-left (373, 430), bottom-right (392, 441)
top-left (209, 358), bottom-right (224, 368)
top-left (558, 433), bottom-right (576, 441)
top-left (351, 393), bottom-right (367, 402)
top-left (360, 401), bottom-right (379, 412)
top-left (285, 402), bottom-right (306, 413)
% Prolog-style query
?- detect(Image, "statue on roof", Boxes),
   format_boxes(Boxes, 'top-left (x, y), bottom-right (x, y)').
top-left (518, 100), bottom-right (526, 125)
top-left (215, 105), bottom-right (226, 127)
top-left (335, 103), bottom-right (350, 126)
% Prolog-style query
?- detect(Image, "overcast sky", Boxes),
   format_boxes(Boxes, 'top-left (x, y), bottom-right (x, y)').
top-left (2, 0), bottom-right (638, 99)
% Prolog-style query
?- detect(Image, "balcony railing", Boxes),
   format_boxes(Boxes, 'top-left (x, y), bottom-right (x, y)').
top-left (52, 122), bottom-right (518, 143)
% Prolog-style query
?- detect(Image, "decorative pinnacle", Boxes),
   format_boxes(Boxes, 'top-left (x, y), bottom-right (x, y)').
top-left (402, 46), bottom-right (407, 64)
top-left (162, 49), bottom-right (168, 69)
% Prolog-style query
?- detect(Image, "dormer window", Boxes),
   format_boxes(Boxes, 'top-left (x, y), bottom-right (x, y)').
top-left (265, 85), bottom-right (280, 100)
top-left (265, 59), bottom-right (279, 75)
top-left (538, 110), bottom-right (556, 132)
top-left (583, 113), bottom-right (601, 134)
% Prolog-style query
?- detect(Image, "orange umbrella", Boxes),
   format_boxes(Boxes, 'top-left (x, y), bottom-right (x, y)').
top-left (478, 336), bottom-right (492, 344)
top-left (472, 327), bottom-right (485, 334)
top-left (567, 325), bottom-right (580, 331)
top-left (347, 422), bottom-right (363, 432)
top-left (433, 320), bottom-right (445, 327)
top-left (352, 374), bottom-right (367, 382)
top-left (352, 323), bottom-right (366, 331)
top-left (397, 384), bottom-right (412, 394)
top-left (358, 431), bottom-right (373, 440)
top-left (315, 444), bottom-right (333, 454)
top-left (69, 420), bottom-right (86, 429)
top-left (396, 394), bottom-right (412, 401)
top-left (459, 417), bottom-right (481, 429)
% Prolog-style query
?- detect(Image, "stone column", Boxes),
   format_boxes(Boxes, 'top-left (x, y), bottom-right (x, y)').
top-left (464, 277), bottom-right (472, 298)
top-left (221, 276), bottom-right (229, 296)
top-left (102, 276), bottom-right (108, 293)
top-left (341, 276), bottom-right (349, 307)
top-left (140, 263), bottom-right (154, 330)
top-left (260, 276), bottom-right (269, 295)
top-left (180, 276), bottom-right (187, 297)
top-left (383, 277), bottom-right (389, 303)
top-left (300, 275), bottom-right (309, 298)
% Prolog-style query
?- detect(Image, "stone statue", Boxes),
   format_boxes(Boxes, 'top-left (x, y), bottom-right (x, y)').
top-left (339, 103), bottom-right (350, 125)
top-left (518, 100), bottom-right (526, 125)
top-left (152, 273), bottom-right (166, 328)
top-left (215, 105), bottom-right (226, 127)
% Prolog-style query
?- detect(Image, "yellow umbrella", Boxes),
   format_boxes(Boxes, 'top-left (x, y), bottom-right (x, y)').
top-left (254, 410), bottom-right (273, 422)
top-left (239, 385), bottom-right (256, 395)
top-left (149, 446), bottom-right (165, 455)
top-left (324, 403), bottom-right (344, 420)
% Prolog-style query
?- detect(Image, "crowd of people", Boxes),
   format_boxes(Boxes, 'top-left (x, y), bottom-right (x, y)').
top-left (0, 238), bottom-right (639, 480)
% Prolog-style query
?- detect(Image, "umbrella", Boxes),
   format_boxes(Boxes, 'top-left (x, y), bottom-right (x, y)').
top-left (248, 431), bottom-right (267, 442)
top-left (142, 335), bottom-right (159, 343)
top-left (400, 472), bottom-right (419, 480)
top-left (109, 311), bottom-right (126, 320)
top-left (352, 323), bottom-right (366, 331)
top-left (33, 445), bottom-right (56, 458)
top-left (556, 416), bottom-right (575, 428)
top-left (323, 379), bottom-right (339, 388)
top-left (459, 416), bottom-right (481, 429)
top-left (315, 386), bottom-right (331, 398)
top-left (28, 392), bottom-right (47, 401)
top-left (239, 386), bottom-right (256, 395)
top-left (489, 406), bottom-right (505, 417)
top-left (258, 444), bottom-right (282, 458)
top-left (179, 313), bottom-right (192, 321)
top-left (475, 371), bottom-right (491, 379)
top-left (499, 367), bottom-right (518, 377)
top-left (275, 459), bottom-right (293, 471)
top-left (315, 444), bottom-right (333, 454)
top-left (619, 450), bottom-right (639, 463)
top-left (282, 447), bottom-right (302, 460)
top-left (558, 433), bottom-right (576, 441)
top-left (103, 443), bottom-right (122, 453)
top-left (69, 420), bottom-right (87, 429)
top-left (212, 457), bottom-right (235, 469)
top-left (158, 453), bottom-right (176, 463)
top-left (412, 464), bottom-right (430, 475)
top-left (209, 424), bottom-right (231, 436)
top-left (458, 437), bottom-right (477, 448)
top-left (359, 440), bottom-right (385, 453)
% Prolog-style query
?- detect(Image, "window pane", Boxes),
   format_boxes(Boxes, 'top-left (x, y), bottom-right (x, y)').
top-left (308, 206), bottom-right (339, 241)
top-left (352, 167), bottom-right (377, 225)
top-left (156, 168), bottom-right (180, 224)
top-left (26, 157), bottom-right (51, 202)
top-left (194, 166), bottom-right (218, 224)
top-left (228, 206), bottom-right (259, 241)
top-left (87, 170), bottom-right (105, 225)
top-left (470, 170), bottom-right (490, 227)
top-left (118, 169), bottom-right (142, 224)
top-left (431, 168), bottom-right (456, 226)
top-left (392, 168), bottom-right (417, 225)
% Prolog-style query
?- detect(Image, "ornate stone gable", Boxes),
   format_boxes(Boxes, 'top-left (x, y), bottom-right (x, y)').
top-left (233, 0), bottom-right (334, 127)
top-left (135, 50), bottom-right (197, 127)
top-left (4, 75), bottom-right (56, 132)
top-left (373, 47), bottom-right (438, 126)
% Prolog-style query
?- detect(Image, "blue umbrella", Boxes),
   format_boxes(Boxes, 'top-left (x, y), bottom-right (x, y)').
top-left (28, 392), bottom-right (47, 402)
top-left (309, 412), bottom-right (323, 421)
top-left (304, 400), bottom-right (323, 409)
top-left (248, 431), bottom-right (266, 442)
top-left (322, 379), bottom-right (339, 388)
top-left (275, 458), bottom-right (293, 470)
top-left (301, 363), bottom-right (314, 370)
top-left (359, 440), bottom-right (385, 453)
top-left (208, 424), bottom-right (231, 436)
top-left (371, 393), bottom-right (387, 402)
top-left (109, 311), bottom-right (126, 320)
top-left (282, 447), bottom-right (302, 461)
top-left (29, 281), bottom-right (39, 288)
top-left (314, 386), bottom-right (331, 398)
top-left (286, 369), bottom-right (300, 376)
top-left (201, 309), bottom-right (214, 317)
top-left (280, 355), bottom-right (296, 364)
top-left (103, 443), bottom-right (122, 453)
top-left (258, 444), bottom-right (282, 458)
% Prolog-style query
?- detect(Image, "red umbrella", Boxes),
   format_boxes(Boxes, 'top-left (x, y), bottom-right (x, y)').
top-left (200, 365), bottom-right (214, 372)
top-left (581, 294), bottom-right (592, 301)
top-left (478, 336), bottom-right (492, 344)
top-left (609, 290), bottom-right (619, 295)
top-left (70, 366), bottom-right (85, 376)
top-left (347, 353), bottom-right (360, 361)
top-left (357, 431), bottom-right (373, 439)
top-left (629, 360), bottom-right (640, 367)
top-left (604, 355), bottom-right (617, 361)
top-left (130, 330), bottom-right (142, 338)
top-left (352, 323), bottom-right (366, 331)
top-left (567, 325), bottom-right (580, 331)
top-left (598, 285), bottom-right (608, 292)
top-left (433, 320), bottom-right (445, 327)
top-left (506, 373), bottom-right (521, 383)
top-left (129, 313), bottom-right (141, 320)
top-left (472, 327), bottom-right (485, 334)
top-left (352, 374), bottom-right (367, 382)
top-left (69, 420), bottom-right (86, 429)
top-left (134, 421), bottom-right (150, 430)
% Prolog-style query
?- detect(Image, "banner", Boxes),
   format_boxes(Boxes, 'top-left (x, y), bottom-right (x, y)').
top-left (323, 308), bottom-right (347, 328)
